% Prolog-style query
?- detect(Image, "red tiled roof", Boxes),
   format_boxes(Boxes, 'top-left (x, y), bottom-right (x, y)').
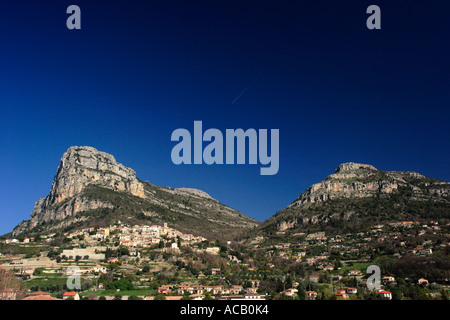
top-left (31, 291), bottom-right (50, 296)
top-left (164, 296), bottom-right (183, 300)
top-left (23, 295), bottom-right (62, 300)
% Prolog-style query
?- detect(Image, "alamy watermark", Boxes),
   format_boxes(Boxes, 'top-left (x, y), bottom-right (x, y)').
top-left (66, 265), bottom-right (81, 290)
top-left (65, 5), bottom-right (380, 31)
top-left (366, 265), bottom-right (381, 290)
top-left (171, 121), bottom-right (279, 175)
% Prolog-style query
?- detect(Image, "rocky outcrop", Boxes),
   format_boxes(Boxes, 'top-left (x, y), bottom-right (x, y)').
top-left (13, 146), bottom-right (259, 238)
top-left (48, 146), bottom-right (145, 202)
top-left (13, 147), bottom-right (146, 236)
top-left (288, 162), bottom-right (398, 207)
top-left (262, 162), bottom-right (450, 232)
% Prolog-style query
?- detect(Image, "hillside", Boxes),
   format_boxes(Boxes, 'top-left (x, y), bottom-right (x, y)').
top-left (12, 146), bottom-right (259, 240)
top-left (260, 162), bottom-right (450, 235)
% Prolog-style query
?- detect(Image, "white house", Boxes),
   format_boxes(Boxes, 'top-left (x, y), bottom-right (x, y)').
top-left (63, 292), bottom-right (80, 300)
top-left (377, 290), bottom-right (392, 300)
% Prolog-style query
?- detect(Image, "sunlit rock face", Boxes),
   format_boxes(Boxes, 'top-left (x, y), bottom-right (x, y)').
top-left (261, 162), bottom-right (450, 232)
top-left (13, 146), bottom-right (259, 238)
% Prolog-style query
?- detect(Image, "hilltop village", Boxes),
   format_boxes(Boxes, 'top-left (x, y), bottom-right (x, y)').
top-left (0, 219), bottom-right (449, 300)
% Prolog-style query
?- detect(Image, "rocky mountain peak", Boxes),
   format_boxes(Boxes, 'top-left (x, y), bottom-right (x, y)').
top-left (263, 162), bottom-right (450, 233)
top-left (12, 146), bottom-right (258, 238)
top-left (48, 146), bottom-right (145, 205)
top-left (287, 162), bottom-right (392, 208)
top-left (335, 162), bottom-right (377, 173)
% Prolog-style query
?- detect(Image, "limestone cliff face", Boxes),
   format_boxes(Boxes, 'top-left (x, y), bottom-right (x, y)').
top-left (13, 146), bottom-right (258, 238)
top-left (288, 162), bottom-right (398, 207)
top-left (263, 162), bottom-right (450, 232)
top-left (48, 146), bottom-right (145, 203)
top-left (13, 147), bottom-right (145, 235)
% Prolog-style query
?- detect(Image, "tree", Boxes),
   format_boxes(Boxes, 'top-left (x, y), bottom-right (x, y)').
top-left (105, 248), bottom-right (114, 259)
top-left (114, 294), bottom-right (122, 300)
top-left (390, 287), bottom-right (403, 300)
top-left (203, 293), bottom-right (213, 300)
top-left (441, 287), bottom-right (449, 300)
top-left (320, 288), bottom-right (334, 300)
top-left (108, 278), bottom-right (133, 291)
top-left (297, 281), bottom-right (306, 300)
top-left (33, 268), bottom-right (43, 276)
top-left (154, 294), bottom-right (166, 300)
top-left (259, 280), bottom-right (278, 295)
top-left (119, 246), bottom-right (129, 257)
top-left (0, 268), bottom-right (27, 300)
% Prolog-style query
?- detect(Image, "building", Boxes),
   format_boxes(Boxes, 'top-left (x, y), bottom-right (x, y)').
top-left (343, 287), bottom-right (357, 294)
top-left (336, 290), bottom-right (349, 300)
top-left (246, 287), bottom-right (258, 294)
top-left (248, 280), bottom-right (260, 288)
top-left (23, 295), bottom-right (62, 300)
top-left (244, 293), bottom-right (265, 300)
top-left (211, 286), bottom-right (224, 295)
top-left (0, 289), bottom-right (17, 300)
top-left (348, 270), bottom-right (362, 276)
top-left (382, 276), bottom-right (396, 284)
top-left (61, 247), bottom-right (105, 260)
top-left (205, 247), bottom-right (220, 255)
top-left (229, 285), bottom-right (243, 295)
top-left (63, 292), bottom-right (80, 300)
top-left (377, 290), bottom-right (392, 300)
top-left (90, 265), bottom-right (107, 274)
top-left (306, 291), bottom-right (317, 300)
top-left (30, 291), bottom-right (51, 297)
top-left (158, 285), bottom-right (173, 295)
top-left (165, 296), bottom-right (183, 300)
top-left (21, 268), bottom-right (35, 276)
top-left (285, 288), bottom-right (298, 297)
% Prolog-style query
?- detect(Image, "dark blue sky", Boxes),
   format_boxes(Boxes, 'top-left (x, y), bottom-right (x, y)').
top-left (1, 1), bottom-right (449, 235)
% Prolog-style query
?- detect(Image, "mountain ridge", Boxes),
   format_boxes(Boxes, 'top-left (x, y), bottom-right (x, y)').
top-left (12, 146), bottom-right (259, 239)
top-left (260, 162), bottom-right (450, 234)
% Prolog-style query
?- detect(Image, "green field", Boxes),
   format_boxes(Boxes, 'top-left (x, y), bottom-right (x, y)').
top-left (339, 262), bottom-right (371, 273)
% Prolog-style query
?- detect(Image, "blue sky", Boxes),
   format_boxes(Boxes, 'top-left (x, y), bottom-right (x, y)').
top-left (1, 1), bottom-right (449, 235)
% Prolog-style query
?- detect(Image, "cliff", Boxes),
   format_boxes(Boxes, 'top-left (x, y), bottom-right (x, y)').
top-left (12, 146), bottom-right (259, 239)
top-left (261, 162), bottom-right (450, 233)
